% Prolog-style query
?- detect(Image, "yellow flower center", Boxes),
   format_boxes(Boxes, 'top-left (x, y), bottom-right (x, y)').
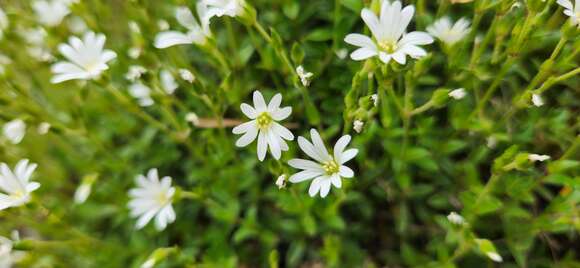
top-left (379, 40), bottom-right (398, 53)
top-left (256, 112), bottom-right (273, 129)
top-left (322, 160), bottom-right (339, 175)
top-left (157, 192), bottom-right (170, 205)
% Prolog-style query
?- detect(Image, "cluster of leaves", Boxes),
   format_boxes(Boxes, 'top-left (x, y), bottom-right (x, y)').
top-left (0, 0), bottom-right (578, 267)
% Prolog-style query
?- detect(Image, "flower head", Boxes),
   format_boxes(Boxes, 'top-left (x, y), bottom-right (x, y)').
top-left (449, 88), bottom-right (467, 100)
top-left (427, 17), bottom-right (470, 45)
top-left (557, 0), bottom-right (580, 27)
top-left (344, 1), bottom-right (433, 65)
top-left (51, 32), bottom-right (117, 83)
top-left (233, 91), bottom-right (294, 161)
top-left (179, 69), bottom-right (196, 83)
top-left (531, 93), bottom-right (544, 107)
top-left (203, 0), bottom-right (244, 18)
top-left (125, 65), bottom-right (147, 82)
top-left (296, 65), bottom-right (313, 87)
top-left (353, 120), bottom-right (364, 133)
top-left (154, 4), bottom-right (211, 48)
top-left (528, 154), bottom-right (550, 162)
top-left (128, 83), bottom-right (154, 107)
top-left (128, 168), bottom-right (176, 231)
top-left (288, 129), bottom-right (358, 198)
top-left (32, 0), bottom-right (71, 27)
top-left (447, 211), bottom-right (465, 225)
top-left (160, 70), bottom-right (178, 94)
top-left (275, 174), bottom-right (287, 189)
top-left (0, 159), bottom-right (40, 211)
top-left (3, 119), bottom-right (26, 144)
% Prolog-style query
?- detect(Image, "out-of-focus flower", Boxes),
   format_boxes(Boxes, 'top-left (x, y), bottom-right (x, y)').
top-left (486, 252), bottom-right (503, 263)
top-left (486, 136), bottom-right (498, 149)
top-left (232, 91), bottom-right (294, 161)
top-left (371, 94), bottom-right (378, 107)
top-left (3, 119), bottom-right (26, 144)
top-left (557, 0), bottom-right (580, 27)
top-left (128, 83), bottom-right (154, 107)
top-left (157, 19), bottom-right (170, 31)
top-left (37, 122), bottom-right (51, 135)
top-left (32, 0), bottom-right (71, 27)
top-left (204, 0), bottom-right (244, 18)
top-left (0, 231), bottom-right (25, 268)
top-left (74, 174), bottom-right (97, 204)
top-left (178, 69), bottom-right (195, 83)
top-left (447, 211), bottom-right (465, 225)
top-left (353, 120), bottom-right (364, 133)
top-left (128, 168), bottom-right (176, 231)
top-left (20, 27), bottom-right (54, 62)
top-left (0, 159), bottom-right (40, 211)
top-left (288, 129), bottom-right (358, 198)
top-left (128, 21), bottom-right (141, 34)
top-left (0, 54), bottom-right (11, 75)
top-left (427, 17), bottom-right (470, 45)
top-left (531, 93), bottom-right (544, 107)
top-left (275, 174), bottom-right (287, 189)
top-left (51, 32), bottom-right (117, 83)
top-left (335, 48), bottom-right (348, 59)
top-left (68, 16), bottom-right (88, 34)
top-left (128, 47), bottom-right (142, 59)
top-left (125, 65), bottom-right (147, 82)
top-left (449, 88), bottom-right (467, 100)
top-left (160, 70), bottom-right (178, 94)
top-left (344, 1), bottom-right (433, 65)
top-left (185, 112), bottom-right (200, 126)
top-left (0, 8), bottom-right (8, 40)
top-left (528, 154), bottom-right (551, 162)
top-left (154, 4), bottom-right (211, 48)
top-left (296, 65), bottom-right (313, 87)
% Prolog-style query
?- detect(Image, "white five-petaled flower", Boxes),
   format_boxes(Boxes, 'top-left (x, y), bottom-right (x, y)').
top-left (0, 159), bottom-right (40, 211)
top-left (3, 119), bottom-right (26, 144)
top-left (447, 211), bottom-right (465, 225)
top-left (557, 0), bottom-right (580, 27)
top-left (528, 154), bottom-right (551, 162)
top-left (32, 0), bottom-right (71, 27)
top-left (427, 17), bottom-right (470, 45)
top-left (51, 32), bottom-right (117, 83)
top-left (449, 88), bottom-right (467, 100)
top-left (288, 129), bottom-right (358, 198)
top-left (203, 0), bottom-right (244, 18)
top-left (128, 168), bottom-right (176, 231)
top-left (531, 93), bottom-right (544, 107)
top-left (128, 83), bottom-right (154, 107)
top-left (154, 4), bottom-right (211, 49)
top-left (160, 70), bottom-right (178, 94)
top-left (232, 91), bottom-right (294, 161)
top-left (296, 65), bottom-right (313, 87)
top-left (344, 0), bottom-right (433, 65)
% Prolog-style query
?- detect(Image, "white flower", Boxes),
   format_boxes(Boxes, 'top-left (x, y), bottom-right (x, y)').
top-left (0, 159), bottom-right (40, 211)
top-left (296, 65), bottom-right (313, 87)
top-left (51, 32), bottom-right (117, 83)
top-left (32, 0), bottom-right (71, 27)
top-left (370, 94), bottom-right (379, 106)
top-left (275, 174), bottom-right (287, 189)
top-left (204, 0), bottom-right (244, 18)
top-left (486, 252), bottom-right (503, 263)
top-left (0, 232), bottom-right (24, 268)
top-left (160, 70), bottom-right (178, 94)
top-left (335, 48), bottom-right (348, 59)
top-left (185, 112), bottom-right (200, 126)
top-left (288, 129), bottom-right (358, 198)
top-left (128, 168), bottom-right (176, 231)
top-left (344, 1), bottom-right (433, 65)
top-left (3, 119), bottom-right (26, 144)
top-left (68, 16), bottom-right (88, 34)
top-left (37, 122), bottom-right (51, 135)
top-left (128, 83), bottom-right (154, 107)
top-left (125, 65), bottom-right (147, 82)
top-left (449, 88), bottom-right (467, 100)
top-left (128, 47), bottom-right (142, 59)
top-left (232, 91), bottom-right (294, 161)
top-left (531, 93), bottom-right (544, 107)
top-left (128, 21), bottom-right (141, 34)
top-left (447, 211), bottom-right (465, 225)
top-left (557, 0), bottom-right (580, 27)
top-left (178, 69), bottom-right (196, 83)
top-left (353, 120), bottom-right (364, 133)
top-left (157, 19), bottom-right (170, 31)
top-left (427, 17), bottom-right (470, 45)
top-left (0, 8), bottom-right (8, 40)
top-left (74, 183), bottom-right (92, 204)
top-left (528, 154), bottom-right (551, 162)
top-left (140, 259), bottom-right (156, 268)
top-left (0, 54), bottom-right (11, 75)
top-left (20, 27), bottom-right (46, 46)
top-left (154, 4), bottom-right (211, 48)
top-left (486, 136), bottom-right (498, 149)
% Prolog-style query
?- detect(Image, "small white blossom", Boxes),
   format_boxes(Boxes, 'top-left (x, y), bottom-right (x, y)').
top-left (486, 136), bottom-right (498, 149)
top-left (128, 47), bottom-right (142, 59)
top-left (178, 69), bottom-right (196, 83)
top-left (32, 0), bottom-right (71, 27)
top-left (204, 0), bottom-right (244, 18)
top-left (296, 65), bottom-right (313, 87)
top-left (449, 88), bottom-right (467, 100)
top-left (157, 20), bottom-right (170, 31)
top-left (353, 120), bottom-right (364, 133)
top-left (3, 119), bottom-right (26, 144)
top-left (370, 94), bottom-right (379, 107)
top-left (344, 1), bottom-right (433, 65)
top-left (531, 93), bottom-right (544, 107)
top-left (74, 183), bottom-right (92, 204)
top-left (68, 16), bottom-right (88, 34)
top-left (275, 174), bottom-right (287, 189)
top-left (51, 32), bottom-right (117, 83)
top-left (557, 0), bottom-right (580, 27)
top-left (125, 65), bottom-right (147, 82)
top-left (528, 154), bottom-right (551, 162)
top-left (486, 252), bottom-right (503, 263)
top-left (185, 112), bottom-right (200, 126)
top-left (427, 17), bottom-right (470, 45)
top-left (335, 48), bottom-right (348, 59)
top-left (0, 159), bottom-right (40, 211)
top-left (154, 4), bottom-right (212, 48)
top-left (128, 168), bottom-right (176, 231)
top-left (288, 129), bottom-right (358, 198)
top-left (128, 83), bottom-right (154, 107)
top-left (128, 21), bottom-right (141, 34)
top-left (160, 70), bottom-right (178, 94)
top-left (232, 91), bottom-right (294, 161)
top-left (0, 8), bottom-right (8, 40)
top-left (37, 122), bottom-right (51, 135)
top-left (447, 211), bottom-right (465, 225)
top-left (0, 231), bottom-right (24, 268)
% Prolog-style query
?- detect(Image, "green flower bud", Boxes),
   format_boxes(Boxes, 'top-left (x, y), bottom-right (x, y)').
top-left (431, 89), bottom-right (451, 107)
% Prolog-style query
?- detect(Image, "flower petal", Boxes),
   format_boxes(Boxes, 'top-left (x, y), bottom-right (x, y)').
top-left (253, 91), bottom-right (267, 112)
top-left (289, 169), bottom-right (324, 183)
top-left (339, 165), bottom-right (354, 178)
top-left (333, 135), bottom-right (351, 161)
top-left (154, 31), bottom-right (193, 48)
top-left (338, 148), bottom-right (358, 164)
top-left (240, 103), bottom-right (257, 119)
top-left (257, 131), bottom-right (267, 161)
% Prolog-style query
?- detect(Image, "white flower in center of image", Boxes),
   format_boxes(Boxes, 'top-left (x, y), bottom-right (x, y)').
top-left (3, 119), bottom-right (26, 144)
top-left (288, 129), bottom-right (358, 198)
top-left (232, 91), bottom-right (294, 161)
top-left (32, 0), bottom-right (71, 27)
top-left (128, 83), bottom-right (154, 107)
top-left (0, 159), bottom-right (40, 211)
top-left (154, 4), bottom-right (212, 48)
top-left (427, 17), bottom-right (470, 45)
top-left (344, 1), bottom-right (433, 65)
top-left (51, 32), bottom-right (117, 83)
top-left (128, 168), bottom-right (176, 231)
top-left (557, 0), bottom-right (580, 27)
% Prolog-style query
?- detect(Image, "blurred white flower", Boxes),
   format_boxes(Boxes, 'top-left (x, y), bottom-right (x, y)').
top-left (128, 168), bottom-right (176, 231)
top-left (449, 88), bottom-right (467, 100)
top-left (275, 174), bottom-right (287, 189)
top-left (288, 129), bottom-right (358, 198)
top-left (296, 65), bottom-right (313, 87)
top-left (157, 19), bottom-right (170, 31)
top-left (344, 1), bottom-right (433, 65)
top-left (74, 183), bottom-right (92, 204)
top-left (486, 252), bottom-right (503, 263)
top-left (37, 122), bottom-right (51, 135)
top-left (531, 93), bottom-right (544, 107)
top-left (51, 32), bottom-right (117, 83)
top-left (68, 16), bottom-right (88, 34)
top-left (127, 47), bottom-right (142, 59)
top-left (154, 4), bottom-right (211, 48)
top-left (232, 91), bottom-right (294, 161)
top-left (0, 159), bottom-right (40, 211)
top-left (335, 48), bottom-right (348, 59)
top-left (0, 231), bottom-right (24, 268)
top-left (128, 83), bottom-right (154, 107)
top-left (125, 65), bottom-right (147, 82)
top-left (427, 17), bottom-right (470, 45)
top-left (140, 259), bottom-right (156, 268)
top-left (27, 47), bottom-right (54, 62)
top-left (185, 112), bottom-right (200, 126)
top-left (160, 70), bottom-right (178, 94)
top-left (447, 211), bottom-right (465, 225)
top-left (204, 0), bottom-right (244, 18)
top-left (557, 0), bottom-right (580, 27)
top-left (178, 69), bottom-right (195, 83)
top-left (3, 119), bottom-right (26, 144)
top-left (20, 27), bottom-right (46, 46)
top-left (32, 0), bottom-right (71, 27)
top-left (0, 8), bottom-right (8, 40)
top-left (128, 21), bottom-right (141, 34)
top-left (370, 94), bottom-right (379, 107)
top-left (0, 54), bottom-right (11, 75)
top-left (486, 136), bottom-right (497, 149)
top-left (353, 120), bottom-right (364, 133)
top-left (528, 154), bottom-right (550, 162)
